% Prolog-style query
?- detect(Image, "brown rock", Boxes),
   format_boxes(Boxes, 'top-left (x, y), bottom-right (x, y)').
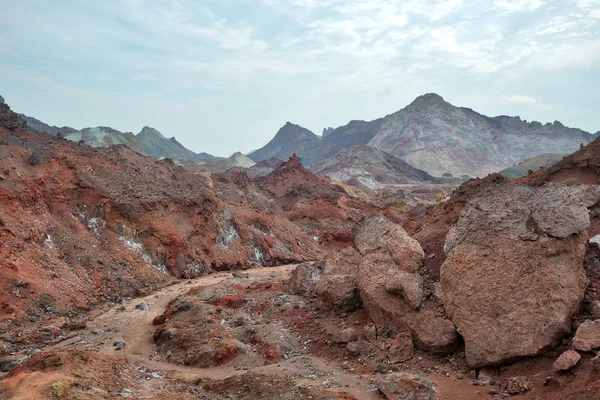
top-left (591, 301), bottom-right (600, 320)
top-left (388, 332), bottom-right (414, 363)
top-left (572, 320), bottom-right (600, 352)
top-left (441, 183), bottom-right (592, 367)
top-left (347, 340), bottom-right (372, 356)
top-left (357, 252), bottom-right (413, 329)
top-left (357, 252), bottom-right (457, 353)
top-left (384, 271), bottom-right (423, 310)
top-left (505, 376), bottom-right (532, 395)
top-left (315, 248), bottom-right (362, 312)
top-left (553, 350), bottom-right (581, 371)
top-left (591, 353), bottom-right (600, 372)
top-left (377, 372), bottom-right (438, 400)
top-left (353, 216), bottom-right (424, 273)
top-left (287, 262), bottom-right (322, 296)
top-left (404, 310), bottom-right (458, 353)
top-left (332, 327), bottom-right (360, 344)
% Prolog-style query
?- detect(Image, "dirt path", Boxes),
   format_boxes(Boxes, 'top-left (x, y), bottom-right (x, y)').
top-left (45, 265), bottom-right (382, 398)
top-left (32, 264), bottom-right (493, 400)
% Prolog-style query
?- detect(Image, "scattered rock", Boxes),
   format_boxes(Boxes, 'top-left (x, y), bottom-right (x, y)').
top-left (28, 153), bottom-right (41, 166)
top-left (388, 332), bottom-right (414, 363)
top-left (442, 183), bottom-right (593, 367)
top-left (505, 376), bottom-right (532, 395)
top-left (332, 327), bottom-right (360, 344)
top-left (572, 320), bottom-right (600, 352)
top-left (91, 329), bottom-right (105, 335)
top-left (553, 350), bottom-right (581, 371)
top-left (135, 303), bottom-right (149, 311)
top-left (347, 340), bottom-right (371, 356)
top-left (0, 359), bottom-right (20, 372)
top-left (113, 341), bottom-right (125, 350)
top-left (377, 372), bottom-right (438, 400)
top-left (287, 262), bottom-right (322, 296)
top-left (15, 280), bottom-right (29, 288)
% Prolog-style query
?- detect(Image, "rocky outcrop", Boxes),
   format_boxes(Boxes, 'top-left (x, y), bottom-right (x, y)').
top-left (441, 183), bottom-right (596, 367)
top-left (0, 100), bottom-right (24, 130)
top-left (572, 320), bottom-right (600, 352)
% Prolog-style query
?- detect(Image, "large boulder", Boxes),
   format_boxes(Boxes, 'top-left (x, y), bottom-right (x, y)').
top-left (354, 218), bottom-right (458, 353)
top-left (572, 320), bottom-right (600, 352)
top-left (353, 216), bottom-right (424, 273)
top-left (441, 183), bottom-right (596, 367)
top-left (315, 247), bottom-right (362, 312)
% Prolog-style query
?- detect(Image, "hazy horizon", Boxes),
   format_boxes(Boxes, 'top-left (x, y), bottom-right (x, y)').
top-left (1, 0), bottom-right (598, 157)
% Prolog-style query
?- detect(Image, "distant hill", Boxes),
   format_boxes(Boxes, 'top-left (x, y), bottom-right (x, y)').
top-left (248, 122), bottom-right (320, 164)
top-left (135, 126), bottom-right (217, 162)
top-left (250, 93), bottom-right (595, 177)
top-left (310, 145), bottom-right (439, 189)
top-left (19, 114), bottom-right (78, 138)
top-left (500, 153), bottom-right (565, 178)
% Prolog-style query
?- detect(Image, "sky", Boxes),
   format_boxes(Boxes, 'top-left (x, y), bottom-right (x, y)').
top-left (0, 0), bottom-right (599, 157)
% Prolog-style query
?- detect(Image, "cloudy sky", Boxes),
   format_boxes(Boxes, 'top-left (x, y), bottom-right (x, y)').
top-left (0, 0), bottom-right (598, 156)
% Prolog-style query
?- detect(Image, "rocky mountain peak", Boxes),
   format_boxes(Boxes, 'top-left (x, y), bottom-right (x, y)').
top-left (0, 94), bottom-right (5, 105)
top-left (138, 126), bottom-right (165, 139)
top-left (407, 93), bottom-right (447, 107)
top-left (248, 123), bottom-right (319, 163)
top-left (322, 127), bottom-right (335, 137)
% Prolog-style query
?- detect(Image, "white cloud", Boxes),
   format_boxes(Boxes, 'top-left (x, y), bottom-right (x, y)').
top-left (493, 0), bottom-right (545, 13)
top-left (132, 74), bottom-right (160, 82)
top-left (536, 16), bottom-right (580, 35)
top-left (502, 95), bottom-right (551, 109)
top-left (577, 0), bottom-right (600, 19)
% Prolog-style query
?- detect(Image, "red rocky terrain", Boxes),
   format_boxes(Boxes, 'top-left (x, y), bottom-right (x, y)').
top-left (1, 98), bottom-right (600, 399)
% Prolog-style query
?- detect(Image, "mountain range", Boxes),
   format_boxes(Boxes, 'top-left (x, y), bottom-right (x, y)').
top-left (19, 117), bottom-right (218, 163)
top-left (16, 93), bottom-right (599, 179)
top-left (251, 93), bottom-right (597, 177)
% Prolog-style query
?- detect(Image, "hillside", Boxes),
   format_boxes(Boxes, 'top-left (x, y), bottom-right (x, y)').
top-left (19, 114), bottom-right (78, 137)
top-left (136, 126), bottom-right (216, 162)
top-left (310, 145), bottom-right (439, 189)
top-left (248, 122), bottom-right (320, 163)
top-left (500, 153), bottom-right (565, 178)
top-left (66, 126), bottom-right (140, 151)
